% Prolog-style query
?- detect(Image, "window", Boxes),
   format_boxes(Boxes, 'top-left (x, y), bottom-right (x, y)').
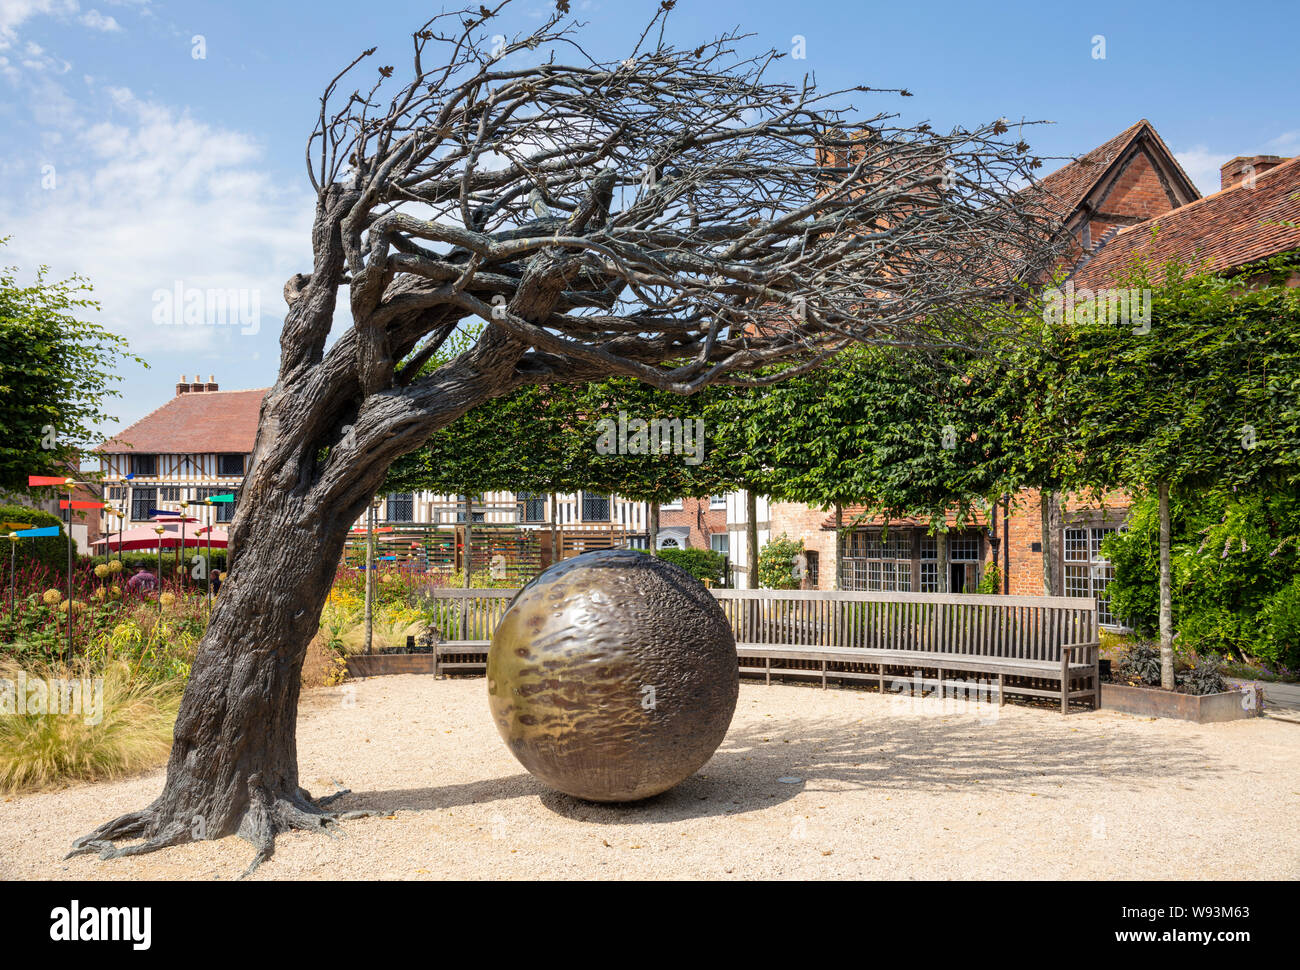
top-left (710, 533), bottom-right (729, 556)
top-left (159, 486), bottom-right (182, 502)
top-left (453, 495), bottom-right (484, 523)
top-left (919, 536), bottom-right (939, 593)
top-left (709, 495), bottom-right (727, 509)
top-left (215, 491), bottom-right (237, 523)
top-left (661, 497), bottom-right (683, 511)
top-left (131, 487), bottom-right (156, 521)
top-left (218, 454), bottom-right (245, 476)
top-left (1064, 526), bottom-right (1118, 625)
top-left (841, 530), bottom-right (913, 592)
top-left (387, 492), bottom-right (414, 522)
top-left (660, 537), bottom-right (681, 549)
top-left (516, 492), bottom-right (546, 523)
top-left (129, 454), bottom-right (157, 477)
top-left (804, 550), bottom-right (819, 586)
top-left (581, 492), bottom-right (610, 521)
top-left (107, 486), bottom-right (125, 501)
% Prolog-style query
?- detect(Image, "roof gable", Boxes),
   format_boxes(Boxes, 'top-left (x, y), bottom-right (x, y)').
top-left (99, 389), bottom-right (267, 455)
top-left (1034, 119), bottom-right (1200, 224)
top-left (1068, 155), bottom-right (1300, 288)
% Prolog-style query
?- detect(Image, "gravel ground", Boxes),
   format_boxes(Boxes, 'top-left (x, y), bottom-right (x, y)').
top-left (2, 675), bottom-right (1297, 880)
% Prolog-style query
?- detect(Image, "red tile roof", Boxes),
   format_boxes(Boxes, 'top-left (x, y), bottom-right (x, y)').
top-left (99, 389), bottom-right (267, 454)
top-left (1068, 154), bottom-right (1300, 289)
top-left (1033, 120), bottom-right (1150, 217)
top-left (819, 507), bottom-right (989, 530)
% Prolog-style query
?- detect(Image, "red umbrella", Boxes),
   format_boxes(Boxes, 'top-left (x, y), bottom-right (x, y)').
top-left (93, 524), bottom-right (229, 551)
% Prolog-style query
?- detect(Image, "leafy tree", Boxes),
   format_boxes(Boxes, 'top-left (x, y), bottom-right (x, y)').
top-left (1012, 253), bottom-right (1300, 685)
top-left (0, 254), bottom-right (138, 492)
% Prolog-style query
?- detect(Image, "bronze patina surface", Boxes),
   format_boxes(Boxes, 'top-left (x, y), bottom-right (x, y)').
top-left (487, 549), bottom-right (739, 802)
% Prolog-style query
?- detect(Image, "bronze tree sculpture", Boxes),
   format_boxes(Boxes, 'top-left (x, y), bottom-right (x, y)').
top-left (71, 0), bottom-right (1063, 873)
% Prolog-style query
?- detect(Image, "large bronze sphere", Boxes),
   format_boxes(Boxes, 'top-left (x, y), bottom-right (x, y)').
top-left (487, 549), bottom-right (739, 802)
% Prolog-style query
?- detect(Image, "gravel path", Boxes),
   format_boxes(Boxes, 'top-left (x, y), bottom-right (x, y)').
top-left (2, 675), bottom-right (1297, 880)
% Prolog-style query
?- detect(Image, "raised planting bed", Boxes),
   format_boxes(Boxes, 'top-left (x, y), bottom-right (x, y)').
top-left (346, 653), bottom-right (439, 677)
top-left (1099, 682), bottom-right (1264, 723)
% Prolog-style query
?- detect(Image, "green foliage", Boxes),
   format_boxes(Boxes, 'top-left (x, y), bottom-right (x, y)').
top-left (386, 376), bottom-right (738, 501)
top-left (0, 251), bottom-right (141, 492)
top-left (710, 346), bottom-right (1017, 520)
top-left (1103, 490), bottom-right (1300, 669)
top-left (976, 562), bottom-right (1002, 595)
top-left (757, 533), bottom-right (804, 590)
top-left (1012, 255), bottom-right (1300, 495)
top-left (0, 504), bottom-right (67, 576)
top-left (655, 547), bottom-right (725, 584)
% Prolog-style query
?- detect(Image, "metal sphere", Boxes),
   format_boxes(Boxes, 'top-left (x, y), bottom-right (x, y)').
top-left (487, 549), bottom-right (738, 802)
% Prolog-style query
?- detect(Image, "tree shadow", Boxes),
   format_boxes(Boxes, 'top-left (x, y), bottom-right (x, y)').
top-left (324, 702), bottom-right (1223, 827)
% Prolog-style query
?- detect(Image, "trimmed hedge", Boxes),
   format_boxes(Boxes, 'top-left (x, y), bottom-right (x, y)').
top-left (0, 504), bottom-right (68, 576)
top-left (655, 547), bottom-right (726, 584)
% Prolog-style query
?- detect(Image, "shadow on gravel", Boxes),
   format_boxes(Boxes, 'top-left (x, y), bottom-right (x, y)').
top-left (324, 700), bottom-right (1222, 827)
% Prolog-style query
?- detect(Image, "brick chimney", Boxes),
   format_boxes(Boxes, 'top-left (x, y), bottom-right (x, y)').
top-left (1221, 155), bottom-right (1290, 190)
top-left (177, 374), bottom-right (220, 395)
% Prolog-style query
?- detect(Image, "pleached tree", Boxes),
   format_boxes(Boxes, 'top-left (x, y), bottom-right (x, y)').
top-left (71, 0), bottom-right (1064, 871)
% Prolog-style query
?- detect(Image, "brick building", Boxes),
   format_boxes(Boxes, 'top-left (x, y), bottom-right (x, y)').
top-left (735, 121), bottom-right (1300, 626)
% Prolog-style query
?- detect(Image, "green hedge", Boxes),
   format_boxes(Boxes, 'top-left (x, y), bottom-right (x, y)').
top-left (1104, 491), bottom-right (1300, 670)
top-left (0, 504), bottom-right (68, 576)
top-left (655, 547), bottom-right (726, 584)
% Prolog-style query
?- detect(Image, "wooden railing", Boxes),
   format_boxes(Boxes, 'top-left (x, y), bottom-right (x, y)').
top-left (418, 587), bottom-right (1096, 662)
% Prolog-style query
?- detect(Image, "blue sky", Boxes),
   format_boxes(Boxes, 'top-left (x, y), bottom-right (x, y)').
top-left (1, 0), bottom-right (1297, 439)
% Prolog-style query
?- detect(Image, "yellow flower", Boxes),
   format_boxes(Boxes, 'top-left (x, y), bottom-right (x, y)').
top-left (108, 559), bottom-right (123, 573)
top-left (42, 589), bottom-right (62, 605)
top-left (94, 564), bottom-right (110, 579)
top-left (159, 592), bottom-right (176, 608)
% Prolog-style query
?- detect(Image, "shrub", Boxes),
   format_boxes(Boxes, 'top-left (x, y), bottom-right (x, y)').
top-left (0, 504), bottom-right (68, 577)
top-left (1103, 490), bottom-right (1300, 670)
top-left (655, 547), bottom-right (726, 584)
top-left (1177, 653), bottom-right (1228, 696)
top-left (1115, 640), bottom-right (1162, 686)
top-left (758, 533), bottom-right (804, 590)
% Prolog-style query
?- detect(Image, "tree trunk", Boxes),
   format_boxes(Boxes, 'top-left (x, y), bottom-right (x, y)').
top-left (936, 527), bottom-right (948, 594)
top-left (69, 484), bottom-right (371, 873)
top-left (833, 502), bottom-right (843, 592)
top-left (1041, 489), bottom-right (1061, 597)
top-left (1158, 480), bottom-right (1174, 689)
top-left (745, 490), bottom-right (759, 590)
top-left (648, 500), bottom-right (660, 553)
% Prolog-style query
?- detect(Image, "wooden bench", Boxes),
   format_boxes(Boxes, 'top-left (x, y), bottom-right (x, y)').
top-left (736, 641), bottom-right (1100, 713)
top-left (419, 587), bottom-right (1101, 714)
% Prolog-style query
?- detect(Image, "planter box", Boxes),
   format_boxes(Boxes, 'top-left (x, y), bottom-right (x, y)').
top-left (345, 654), bottom-right (439, 677)
top-left (1100, 682), bottom-right (1264, 723)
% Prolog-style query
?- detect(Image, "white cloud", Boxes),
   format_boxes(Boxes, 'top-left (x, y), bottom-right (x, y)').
top-left (0, 79), bottom-right (316, 356)
top-left (78, 8), bottom-right (119, 31)
top-left (1174, 145), bottom-right (1232, 197)
top-left (0, 0), bottom-right (129, 47)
